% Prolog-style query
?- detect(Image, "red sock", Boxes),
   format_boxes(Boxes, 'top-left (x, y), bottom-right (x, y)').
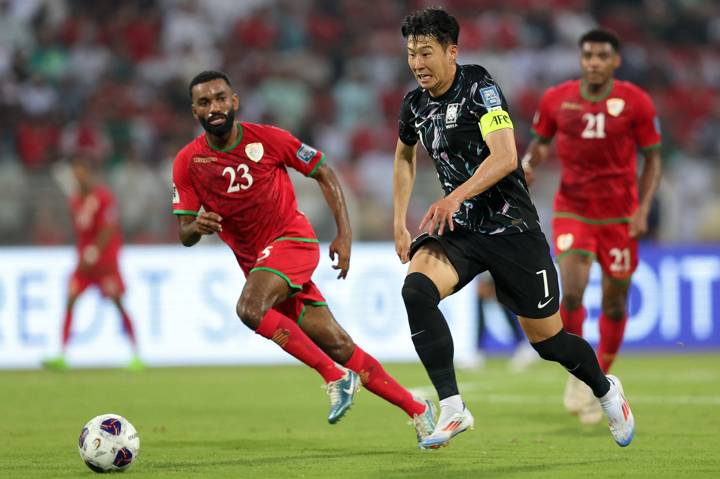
top-left (119, 308), bottom-right (137, 346)
top-left (597, 313), bottom-right (627, 373)
top-left (344, 346), bottom-right (425, 417)
top-left (256, 310), bottom-right (344, 383)
top-left (560, 304), bottom-right (586, 337)
top-left (61, 309), bottom-right (73, 349)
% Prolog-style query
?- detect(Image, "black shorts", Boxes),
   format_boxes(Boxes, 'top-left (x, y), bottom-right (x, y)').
top-left (409, 227), bottom-right (560, 318)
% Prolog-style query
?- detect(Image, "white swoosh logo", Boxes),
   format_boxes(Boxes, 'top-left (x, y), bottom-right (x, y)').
top-left (411, 330), bottom-right (426, 338)
top-left (537, 297), bottom-right (554, 309)
top-left (343, 386), bottom-right (355, 394)
top-left (414, 119), bottom-right (429, 128)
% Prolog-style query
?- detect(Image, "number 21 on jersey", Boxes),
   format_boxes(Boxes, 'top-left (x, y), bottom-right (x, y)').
top-left (223, 164), bottom-right (253, 192)
top-left (581, 112), bottom-right (606, 139)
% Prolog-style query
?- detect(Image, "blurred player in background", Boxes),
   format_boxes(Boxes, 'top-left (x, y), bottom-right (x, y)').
top-left (394, 8), bottom-right (634, 449)
top-left (523, 29), bottom-right (662, 424)
top-left (459, 274), bottom-right (539, 372)
top-left (43, 154), bottom-right (144, 371)
top-left (172, 71), bottom-right (435, 446)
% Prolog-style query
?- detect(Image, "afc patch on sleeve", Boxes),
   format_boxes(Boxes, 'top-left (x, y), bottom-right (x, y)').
top-left (479, 86), bottom-right (502, 109)
top-left (296, 143), bottom-right (318, 163)
top-left (172, 183), bottom-right (179, 204)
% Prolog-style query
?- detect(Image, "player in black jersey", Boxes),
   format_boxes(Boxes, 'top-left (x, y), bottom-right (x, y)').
top-left (394, 7), bottom-right (635, 449)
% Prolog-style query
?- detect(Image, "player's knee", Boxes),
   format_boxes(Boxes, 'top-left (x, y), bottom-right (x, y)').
top-left (401, 272), bottom-right (440, 311)
top-left (235, 297), bottom-right (265, 330)
top-left (561, 293), bottom-right (583, 311)
top-left (325, 333), bottom-right (355, 363)
top-left (602, 300), bottom-right (626, 320)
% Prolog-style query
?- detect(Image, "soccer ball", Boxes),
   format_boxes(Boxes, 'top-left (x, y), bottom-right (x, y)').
top-left (78, 414), bottom-right (140, 473)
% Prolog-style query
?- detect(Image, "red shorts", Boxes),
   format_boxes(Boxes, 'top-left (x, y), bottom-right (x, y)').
top-left (242, 238), bottom-right (327, 321)
top-left (552, 215), bottom-right (638, 280)
top-left (69, 265), bottom-right (126, 298)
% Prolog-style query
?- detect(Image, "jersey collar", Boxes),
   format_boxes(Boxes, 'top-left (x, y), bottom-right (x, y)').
top-left (580, 79), bottom-right (614, 103)
top-left (206, 123), bottom-right (244, 152)
top-left (428, 64), bottom-right (461, 102)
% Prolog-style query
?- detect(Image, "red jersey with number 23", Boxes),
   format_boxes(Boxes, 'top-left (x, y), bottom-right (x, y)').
top-left (532, 79), bottom-right (661, 219)
top-left (172, 122), bottom-right (326, 267)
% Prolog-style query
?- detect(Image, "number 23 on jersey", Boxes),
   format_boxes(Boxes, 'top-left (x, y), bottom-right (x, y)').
top-left (222, 163), bottom-right (253, 192)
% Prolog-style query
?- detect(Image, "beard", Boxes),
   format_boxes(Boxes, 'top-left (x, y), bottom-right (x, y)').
top-left (199, 109), bottom-right (235, 136)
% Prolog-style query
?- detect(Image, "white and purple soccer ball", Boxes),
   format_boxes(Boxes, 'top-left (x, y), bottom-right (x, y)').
top-left (78, 414), bottom-right (140, 473)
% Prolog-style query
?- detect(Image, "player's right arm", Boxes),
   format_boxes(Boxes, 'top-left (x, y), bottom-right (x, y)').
top-left (176, 213), bottom-right (223, 247)
top-left (522, 89), bottom-right (557, 186)
top-left (521, 137), bottom-right (551, 186)
top-left (172, 148), bottom-right (222, 247)
top-left (393, 139), bottom-right (417, 264)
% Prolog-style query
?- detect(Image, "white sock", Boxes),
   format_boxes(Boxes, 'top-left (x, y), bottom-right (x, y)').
top-left (599, 377), bottom-right (617, 407)
top-left (439, 394), bottom-right (464, 411)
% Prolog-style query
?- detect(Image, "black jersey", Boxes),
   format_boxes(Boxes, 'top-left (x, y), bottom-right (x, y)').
top-left (398, 64), bottom-right (539, 235)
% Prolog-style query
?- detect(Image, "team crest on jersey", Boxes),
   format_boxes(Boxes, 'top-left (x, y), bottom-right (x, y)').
top-left (606, 98), bottom-right (625, 117)
top-left (296, 143), bottom-right (317, 163)
top-left (445, 103), bottom-right (460, 126)
top-left (556, 233), bottom-right (574, 251)
top-left (245, 142), bottom-right (264, 162)
top-left (479, 86), bottom-right (502, 109)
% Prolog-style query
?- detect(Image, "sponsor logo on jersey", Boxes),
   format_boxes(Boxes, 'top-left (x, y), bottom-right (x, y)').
top-left (296, 143), bottom-right (317, 163)
top-left (560, 101), bottom-right (582, 110)
top-left (193, 156), bottom-right (217, 164)
top-left (445, 103), bottom-right (460, 126)
top-left (479, 86), bottom-right (501, 108)
top-left (606, 98), bottom-right (625, 117)
top-left (556, 233), bottom-right (574, 251)
top-left (172, 183), bottom-right (179, 203)
top-left (245, 142), bottom-right (264, 162)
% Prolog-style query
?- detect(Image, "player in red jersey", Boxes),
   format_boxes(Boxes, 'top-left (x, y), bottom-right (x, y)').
top-left (43, 155), bottom-right (144, 371)
top-left (522, 29), bottom-right (662, 424)
top-left (172, 71), bottom-right (436, 445)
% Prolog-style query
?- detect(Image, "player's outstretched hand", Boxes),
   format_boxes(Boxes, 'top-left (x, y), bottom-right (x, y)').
top-left (394, 226), bottom-right (411, 264)
top-left (419, 196), bottom-right (461, 236)
top-left (329, 233), bottom-right (351, 279)
top-left (195, 212), bottom-right (223, 235)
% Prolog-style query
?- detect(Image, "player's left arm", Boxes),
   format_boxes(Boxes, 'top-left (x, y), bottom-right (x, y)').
top-left (420, 125), bottom-right (518, 235)
top-left (310, 163), bottom-right (352, 279)
top-left (630, 148), bottom-right (662, 238)
top-left (630, 89), bottom-right (663, 238)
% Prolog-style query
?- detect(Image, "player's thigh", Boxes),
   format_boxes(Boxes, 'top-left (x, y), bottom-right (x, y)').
top-left (239, 270), bottom-right (292, 316)
top-left (596, 223), bottom-right (638, 281)
top-left (557, 253), bottom-right (594, 298)
top-left (487, 229), bottom-right (560, 319)
top-left (408, 241), bottom-right (459, 299)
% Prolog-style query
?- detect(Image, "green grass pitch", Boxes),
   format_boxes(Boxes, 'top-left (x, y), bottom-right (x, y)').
top-left (1, 354), bottom-right (719, 478)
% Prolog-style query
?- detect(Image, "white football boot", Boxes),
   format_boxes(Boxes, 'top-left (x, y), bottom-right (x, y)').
top-left (411, 398), bottom-right (437, 449)
top-left (420, 402), bottom-right (474, 449)
top-left (600, 375), bottom-right (635, 447)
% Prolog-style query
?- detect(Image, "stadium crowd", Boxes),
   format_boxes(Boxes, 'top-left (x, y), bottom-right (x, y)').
top-left (1, 0), bottom-right (718, 244)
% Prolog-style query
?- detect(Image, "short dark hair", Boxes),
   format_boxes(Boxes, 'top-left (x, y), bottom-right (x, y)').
top-left (579, 28), bottom-right (620, 52)
top-left (188, 70), bottom-right (232, 99)
top-left (401, 7), bottom-right (459, 47)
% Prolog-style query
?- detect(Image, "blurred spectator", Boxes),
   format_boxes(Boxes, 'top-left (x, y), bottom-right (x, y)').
top-left (0, 0), bottom-right (718, 245)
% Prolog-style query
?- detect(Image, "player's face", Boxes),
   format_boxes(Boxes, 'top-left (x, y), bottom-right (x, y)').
top-left (191, 79), bottom-right (240, 136)
top-left (71, 162), bottom-right (91, 189)
top-left (407, 35), bottom-right (457, 96)
top-left (580, 42), bottom-right (621, 86)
